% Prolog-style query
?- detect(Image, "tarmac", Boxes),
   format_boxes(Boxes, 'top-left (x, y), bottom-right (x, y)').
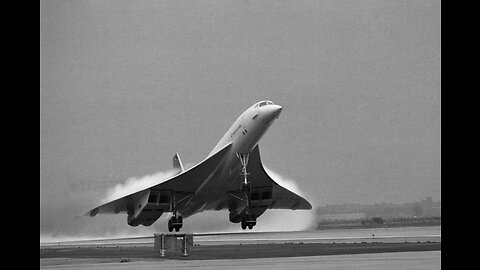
top-left (40, 227), bottom-right (441, 269)
top-left (40, 252), bottom-right (441, 270)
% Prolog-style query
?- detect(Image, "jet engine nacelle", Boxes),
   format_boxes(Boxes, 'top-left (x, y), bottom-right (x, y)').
top-left (127, 210), bottom-right (164, 226)
top-left (228, 186), bottom-right (273, 223)
top-left (126, 190), bottom-right (170, 226)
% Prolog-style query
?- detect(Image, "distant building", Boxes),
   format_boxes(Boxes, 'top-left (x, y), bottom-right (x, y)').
top-left (318, 213), bottom-right (366, 221)
top-left (420, 196), bottom-right (441, 217)
top-left (316, 197), bottom-right (441, 220)
top-left (361, 217), bottom-right (384, 225)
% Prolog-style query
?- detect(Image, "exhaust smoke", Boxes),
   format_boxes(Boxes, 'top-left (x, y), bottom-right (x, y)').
top-left (102, 169), bottom-right (177, 203)
top-left (70, 164), bottom-right (315, 241)
top-left (257, 167), bottom-right (317, 231)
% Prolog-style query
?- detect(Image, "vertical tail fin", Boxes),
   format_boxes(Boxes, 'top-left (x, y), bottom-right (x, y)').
top-left (173, 153), bottom-right (185, 174)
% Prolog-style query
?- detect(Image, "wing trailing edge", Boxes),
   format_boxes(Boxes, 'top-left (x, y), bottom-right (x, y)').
top-left (247, 145), bottom-right (313, 210)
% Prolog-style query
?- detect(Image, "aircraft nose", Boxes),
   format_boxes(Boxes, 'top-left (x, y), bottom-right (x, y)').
top-left (272, 105), bottom-right (282, 119)
top-left (266, 105), bottom-right (282, 122)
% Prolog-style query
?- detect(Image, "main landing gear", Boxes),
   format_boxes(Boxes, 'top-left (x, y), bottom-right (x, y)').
top-left (168, 213), bottom-right (183, 232)
top-left (168, 193), bottom-right (183, 232)
top-left (241, 214), bottom-right (257, 230)
top-left (237, 152), bottom-right (256, 230)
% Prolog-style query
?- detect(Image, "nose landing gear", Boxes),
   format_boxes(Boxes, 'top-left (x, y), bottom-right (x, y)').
top-left (237, 152), bottom-right (257, 230)
top-left (241, 214), bottom-right (257, 230)
top-left (237, 152), bottom-right (252, 207)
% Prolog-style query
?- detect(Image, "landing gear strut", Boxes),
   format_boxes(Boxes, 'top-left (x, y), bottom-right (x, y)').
top-left (237, 152), bottom-right (256, 230)
top-left (168, 193), bottom-right (183, 232)
top-left (237, 152), bottom-right (251, 208)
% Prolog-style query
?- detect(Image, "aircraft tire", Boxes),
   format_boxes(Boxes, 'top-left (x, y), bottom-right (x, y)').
top-left (178, 216), bottom-right (183, 226)
top-left (168, 219), bottom-right (173, 232)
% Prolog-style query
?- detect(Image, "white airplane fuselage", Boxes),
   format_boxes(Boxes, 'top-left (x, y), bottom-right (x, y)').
top-left (83, 100), bottom-right (311, 230)
top-left (210, 101), bottom-right (282, 156)
top-left (178, 101), bottom-right (283, 217)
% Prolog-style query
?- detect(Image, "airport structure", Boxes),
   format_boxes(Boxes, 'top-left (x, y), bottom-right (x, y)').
top-left (315, 197), bottom-right (441, 229)
top-left (154, 233), bottom-right (193, 257)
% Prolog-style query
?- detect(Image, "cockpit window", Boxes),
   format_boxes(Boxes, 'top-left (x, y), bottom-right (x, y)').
top-left (255, 100), bottom-right (274, 108)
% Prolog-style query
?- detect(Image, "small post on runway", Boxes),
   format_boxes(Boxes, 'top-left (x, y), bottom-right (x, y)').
top-left (182, 234), bottom-right (188, 256)
top-left (160, 234), bottom-right (166, 257)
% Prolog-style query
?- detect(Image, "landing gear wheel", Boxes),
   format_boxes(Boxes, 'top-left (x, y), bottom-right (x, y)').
top-left (177, 216), bottom-right (183, 225)
top-left (167, 193), bottom-right (183, 232)
top-left (168, 219), bottom-right (173, 232)
top-left (240, 214), bottom-right (257, 230)
top-left (168, 214), bottom-right (183, 232)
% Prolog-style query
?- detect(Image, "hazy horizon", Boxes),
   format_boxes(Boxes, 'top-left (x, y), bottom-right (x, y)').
top-left (40, 0), bottom-right (440, 240)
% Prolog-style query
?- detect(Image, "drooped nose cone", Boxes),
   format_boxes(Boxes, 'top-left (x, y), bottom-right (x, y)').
top-left (272, 105), bottom-right (282, 118)
top-left (265, 105), bottom-right (283, 122)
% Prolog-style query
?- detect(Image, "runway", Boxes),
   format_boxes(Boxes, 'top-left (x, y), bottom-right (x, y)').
top-left (40, 226), bottom-right (441, 269)
top-left (41, 226), bottom-right (440, 247)
top-left (40, 251), bottom-right (441, 270)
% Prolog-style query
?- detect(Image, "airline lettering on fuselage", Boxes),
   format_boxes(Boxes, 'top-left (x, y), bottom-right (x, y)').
top-left (231, 124), bottom-right (242, 138)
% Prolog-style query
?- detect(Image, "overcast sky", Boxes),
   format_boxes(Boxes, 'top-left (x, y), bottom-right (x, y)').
top-left (40, 0), bottom-right (440, 240)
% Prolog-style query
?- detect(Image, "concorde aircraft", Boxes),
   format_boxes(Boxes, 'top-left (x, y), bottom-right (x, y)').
top-left (84, 101), bottom-right (312, 231)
